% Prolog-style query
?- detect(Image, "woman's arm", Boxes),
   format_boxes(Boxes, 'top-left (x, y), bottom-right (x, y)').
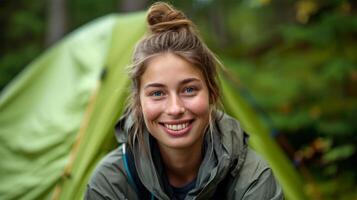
top-left (84, 185), bottom-right (116, 200)
top-left (227, 149), bottom-right (284, 200)
top-left (241, 168), bottom-right (283, 200)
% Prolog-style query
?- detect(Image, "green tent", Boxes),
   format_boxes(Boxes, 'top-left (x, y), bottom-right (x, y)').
top-left (0, 12), bottom-right (308, 200)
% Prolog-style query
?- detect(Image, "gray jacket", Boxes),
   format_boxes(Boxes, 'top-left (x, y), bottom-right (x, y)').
top-left (85, 113), bottom-right (283, 199)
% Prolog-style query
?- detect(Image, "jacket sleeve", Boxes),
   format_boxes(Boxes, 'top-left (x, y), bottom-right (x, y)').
top-left (84, 185), bottom-right (112, 200)
top-left (228, 149), bottom-right (284, 200)
top-left (241, 168), bottom-right (283, 200)
top-left (83, 148), bottom-right (136, 200)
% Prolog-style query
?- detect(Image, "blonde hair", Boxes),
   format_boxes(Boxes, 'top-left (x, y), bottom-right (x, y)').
top-left (126, 2), bottom-right (222, 149)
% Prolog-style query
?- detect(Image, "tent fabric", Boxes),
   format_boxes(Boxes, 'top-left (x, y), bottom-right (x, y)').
top-left (0, 14), bottom-right (119, 200)
top-left (55, 12), bottom-right (147, 200)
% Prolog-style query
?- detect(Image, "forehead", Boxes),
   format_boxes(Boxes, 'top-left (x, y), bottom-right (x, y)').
top-left (141, 53), bottom-right (205, 84)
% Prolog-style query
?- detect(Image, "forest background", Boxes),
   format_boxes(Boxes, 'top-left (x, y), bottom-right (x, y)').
top-left (0, 0), bottom-right (356, 199)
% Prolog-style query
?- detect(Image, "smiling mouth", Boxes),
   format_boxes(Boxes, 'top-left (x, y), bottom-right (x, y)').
top-left (159, 120), bottom-right (194, 132)
top-left (164, 123), bottom-right (190, 131)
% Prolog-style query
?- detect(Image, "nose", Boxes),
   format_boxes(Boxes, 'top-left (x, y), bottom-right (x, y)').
top-left (166, 94), bottom-right (185, 116)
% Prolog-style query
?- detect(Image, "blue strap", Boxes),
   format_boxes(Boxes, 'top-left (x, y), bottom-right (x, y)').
top-left (122, 144), bottom-right (139, 193)
top-left (122, 143), bottom-right (155, 199)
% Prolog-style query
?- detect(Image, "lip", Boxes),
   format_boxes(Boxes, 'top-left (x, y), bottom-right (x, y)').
top-left (159, 119), bottom-right (194, 137)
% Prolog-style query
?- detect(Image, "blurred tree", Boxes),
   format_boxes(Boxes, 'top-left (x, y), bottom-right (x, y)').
top-left (213, 1), bottom-right (357, 199)
top-left (119, 0), bottom-right (148, 12)
top-left (46, 0), bottom-right (68, 46)
top-left (0, 0), bottom-right (45, 92)
top-left (208, 0), bottom-right (230, 47)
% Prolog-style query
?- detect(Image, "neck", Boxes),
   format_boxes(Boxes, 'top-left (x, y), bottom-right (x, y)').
top-left (158, 140), bottom-right (204, 188)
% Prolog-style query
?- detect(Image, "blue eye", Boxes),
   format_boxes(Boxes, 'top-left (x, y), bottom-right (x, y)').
top-left (185, 87), bottom-right (195, 93)
top-left (152, 91), bottom-right (162, 96)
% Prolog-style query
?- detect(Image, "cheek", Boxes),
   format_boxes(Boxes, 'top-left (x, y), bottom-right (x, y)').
top-left (141, 98), bottom-right (162, 122)
top-left (185, 94), bottom-right (210, 116)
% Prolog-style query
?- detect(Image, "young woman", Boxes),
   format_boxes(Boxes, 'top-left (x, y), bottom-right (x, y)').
top-left (85, 2), bottom-right (283, 200)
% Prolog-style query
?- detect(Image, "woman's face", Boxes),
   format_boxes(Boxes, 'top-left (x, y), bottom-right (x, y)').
top-left (139, 53), bottom-right (210, 150)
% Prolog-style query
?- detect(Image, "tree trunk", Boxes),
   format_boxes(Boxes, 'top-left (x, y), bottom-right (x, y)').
top-left (209, 1), bottom-right (229, 47)
top-left (46, 0), bottom-right (67, 46)
top-left (119, 0), bottom-right (148, 12)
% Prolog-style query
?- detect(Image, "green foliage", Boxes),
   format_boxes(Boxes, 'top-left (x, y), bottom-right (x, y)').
top-left (186, 0), bottom-right (356, 199)
top-left (0, 0), bottom-right (118, 92)
top-left (68, 0), bottom-right (118, 28)
top-left (0, 0), bottom-right (45, 91)
top-left (323, 144), bottom-right (355, 163)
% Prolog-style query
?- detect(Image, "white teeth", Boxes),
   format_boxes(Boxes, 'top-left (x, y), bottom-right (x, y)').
top-left (164, 122), bottom-right (189, 131)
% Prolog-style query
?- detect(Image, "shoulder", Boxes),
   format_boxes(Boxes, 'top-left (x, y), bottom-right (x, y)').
top-left (227, 148), bottom-right (284, 199)
top-left (216, 112), bottom-right (243, 131)
top-left (240, 148), bottom-right (270, 179)
top-left (84, 146), bottom-right (137, 200)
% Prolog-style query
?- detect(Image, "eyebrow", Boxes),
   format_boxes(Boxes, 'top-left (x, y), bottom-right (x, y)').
top-left (143, 78), bottom-right (201, 89)
top-left (144, 83), bottom-right (165, 89)
top-left (180, 78), bottom-right (201, 85)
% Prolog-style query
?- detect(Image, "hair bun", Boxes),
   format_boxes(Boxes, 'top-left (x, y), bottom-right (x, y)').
top-left (147, 2), bottom-right (192, 33)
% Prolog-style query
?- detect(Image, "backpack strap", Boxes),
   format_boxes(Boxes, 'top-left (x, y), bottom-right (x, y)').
top-left (122, 143), bottom-right (155, 200)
